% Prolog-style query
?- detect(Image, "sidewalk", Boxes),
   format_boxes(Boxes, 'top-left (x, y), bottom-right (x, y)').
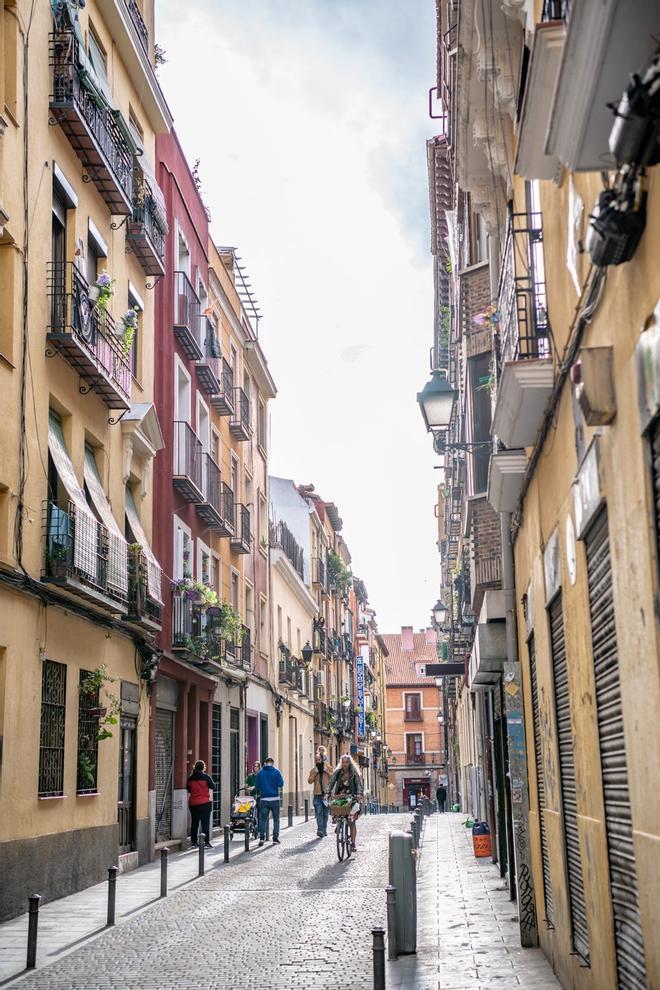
top-left (0, 815), bottom-right (307, 986)
top-left (386, 812), bottom-right (561, 990)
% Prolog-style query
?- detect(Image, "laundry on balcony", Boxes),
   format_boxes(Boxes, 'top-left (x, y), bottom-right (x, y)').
top-left (125, 486), bottom-right (163, 604)
top-left (83, 448), bottom-right (128, 599)
top-left (47, 414), bottom-right (99, 585)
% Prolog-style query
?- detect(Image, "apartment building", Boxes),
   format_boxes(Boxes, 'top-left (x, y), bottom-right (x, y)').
top-left (424, 0), bottom-right (660, 983)
top-left (353, 580), bottom-right (389, 806)
top-left (0, 0), bottom-right (171, 918)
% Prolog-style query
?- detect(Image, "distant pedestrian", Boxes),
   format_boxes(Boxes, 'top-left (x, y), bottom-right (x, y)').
top-left (245, 761), bottom-right (261, 794)
top-left (436, 784), bottom-right (447, 813)
top-left (255, 757), bottom-right (284, 846)
top-left (308, 747), bottom-right (332, 837)
top-left (187, 760), bottom-right (215, 847)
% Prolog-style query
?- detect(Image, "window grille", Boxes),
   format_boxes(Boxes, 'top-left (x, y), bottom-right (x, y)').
top-left (76, 670), bottom-right (99, 794)
top-left (38, 660), bottom-right (67, 796)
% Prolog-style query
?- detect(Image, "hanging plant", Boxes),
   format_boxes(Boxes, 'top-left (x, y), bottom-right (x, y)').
top-left (207, 600), bottom-right (242, 643)
top-left (172, 578), bottom-right (218, 608)
top-left (79, 665), bottom-right (121, 742)
top-left (91, 270), bottom-right (115, 315)
top-left (327, 551), bottom-right (352, 599)
top-left (120, 307), bottom-right (139, 359)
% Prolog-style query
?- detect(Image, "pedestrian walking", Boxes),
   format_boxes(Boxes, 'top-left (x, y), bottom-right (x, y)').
top-left (187, 760), bottom-right (215, 847)
top-left (436, 783), bottom-right (447, 813)
top-left (255, 757), bottom-right (284, 846)
top-left (308, 746), bottom-right (332, 837)
top-left (245, 761), bottom-right (261, 794)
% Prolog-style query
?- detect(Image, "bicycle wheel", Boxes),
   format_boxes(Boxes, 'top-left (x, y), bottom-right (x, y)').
top-left (336, 818), bottom-right (346, 861)
top-left (346, 821), bottom-right (352, 859)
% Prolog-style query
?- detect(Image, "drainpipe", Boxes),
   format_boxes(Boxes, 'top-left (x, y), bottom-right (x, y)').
top-left (500, 511), bottom-right (538, 948)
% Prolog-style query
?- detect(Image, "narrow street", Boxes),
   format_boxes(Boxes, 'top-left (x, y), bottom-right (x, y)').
top-left (2, 813), bottom-right (562, 990)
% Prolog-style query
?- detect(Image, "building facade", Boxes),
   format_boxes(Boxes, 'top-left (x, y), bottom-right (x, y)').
top-left (425, 0), bottom-right (660, 983)
top-left (0, 0), bottom-right (171, 918)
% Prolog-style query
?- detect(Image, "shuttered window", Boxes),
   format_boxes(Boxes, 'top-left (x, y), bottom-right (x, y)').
top-left (528, 633), bottom-right (553, 926)
top-left (586, 510), bottom-right (648, 989)
top-left (548, 594), bottom-right (590, 963)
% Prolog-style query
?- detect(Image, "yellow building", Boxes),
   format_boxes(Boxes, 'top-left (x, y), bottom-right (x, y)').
top-left (431, 0), bottom-right (660, 984)
top-left (0, 0), bottom-right (171, 918)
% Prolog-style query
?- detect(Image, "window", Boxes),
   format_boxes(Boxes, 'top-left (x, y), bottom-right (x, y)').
top-left (128, 283), bottom-right (143, 379)
top-left (51, 183), bottom-right (68, 329)
top-left (3, 7), bottom-right (19, 122)
top-left (197, 540), bottom-right (211, 585)
top-left (175, 225), bottom-right (190, 277)
top-left (77, 670), bottom-right (99, 794)
top-left (259, 594), bottom-right (268, 653)
top-left (405, 733), bottom-right (423, 763)
top-left (258, 400), bottom-right (267, 452)
top-left (87, 26), bottom-right (110, 100)
top-left (230, 569), bottom-right (239, 611)
top-left (468, 353), bottom-right (492, 495)
top-left (196, 393), bottom-right (210, 452)
top-left (258, 492), bottom-right (267, 550)
top-left (404, 693), bottom-right (422, 721)
top-left (287, 616), bottom-right (292, 650)
top-left (230, 453), bottom-right (239, 499)
top-left (38, 660), bottom-right (67, 797)
top-left (173, 516), bottom-right (192, 580)
top-left (277, 605), bottom-right (283, 642)
top-left (245, 582), bottom-right (254, 634)
top-left (174, 356), bottom-right (191, 423)
top-left (210, 553), bottom-right (220, 593)
top-left (211, 428), bottom-right (221, 466)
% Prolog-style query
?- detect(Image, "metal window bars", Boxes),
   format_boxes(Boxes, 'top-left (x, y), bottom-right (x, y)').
top-left (173, 272), bottom-right (203, 359)
top-left (497, 211), bottom-right (552, 366)
top-left (76, 671), bottom-right (99, 794)
top-left (38, 660), bottom-right (67, 797)
top-left (123, 0), bottom-right (149, 53)
top-left (270, 519), bottom-right (304, 578)
top-left (172, 421), bottom-right (203, 501)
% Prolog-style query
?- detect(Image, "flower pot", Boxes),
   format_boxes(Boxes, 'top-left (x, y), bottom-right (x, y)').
top-left (88, 707), bottom-right (107, 719)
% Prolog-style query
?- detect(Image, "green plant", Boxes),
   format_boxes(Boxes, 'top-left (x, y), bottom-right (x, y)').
top-left (77, 753), bottom-right (96, 788)
top-left (93, 271), bottom-right (115, 315)
top-left (79, 665), bottom-right (121, 741)
top-left (366, 710), bottom-right (377, 729)
top-left (120, 307), bottom-right (139, 359)
top-left (208, 600), bottom-right (242, 643)
top-left (327, 551), bottom-right (352, 599)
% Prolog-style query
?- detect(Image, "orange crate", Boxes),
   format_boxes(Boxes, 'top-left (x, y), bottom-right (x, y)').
top-left (473, 833), bottom-right (492, 858)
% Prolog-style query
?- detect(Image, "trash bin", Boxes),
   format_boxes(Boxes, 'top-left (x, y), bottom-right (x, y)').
top-left (471, 821), bottom-right (492, 858)
top-left (388, 830), bottom-right (417, 954)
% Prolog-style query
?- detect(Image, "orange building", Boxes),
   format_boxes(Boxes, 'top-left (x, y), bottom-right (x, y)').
top-left (382, 627), bottom-right (444, 810)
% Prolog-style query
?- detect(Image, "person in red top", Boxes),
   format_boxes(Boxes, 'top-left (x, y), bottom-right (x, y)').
top-left (187, 760), bottom-right (215, 848)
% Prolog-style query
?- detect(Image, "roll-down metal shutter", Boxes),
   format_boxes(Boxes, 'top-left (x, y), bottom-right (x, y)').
top-left (154, 709), bottom-right (174, 841)
top-left (529, 634), bottom-right (553, 926)
top-left (651, 419), bottom-right (660, 552)
top-left (586, 510), bottom-right (648, 989)
top-left (212, 703), bottom-right (222, 828)
top-left (549, 595), bottom-right (590, 963)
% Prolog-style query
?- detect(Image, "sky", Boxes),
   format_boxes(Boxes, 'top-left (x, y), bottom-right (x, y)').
top-left (157, 0), bottom-right (439, 633)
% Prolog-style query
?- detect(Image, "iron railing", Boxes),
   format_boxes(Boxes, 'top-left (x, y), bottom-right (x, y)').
top-left (312, 556), bottom-right (327, 591)
top-left (240, 625), bottom-right (252, 670)
top-left (542, 0), bottom-right (571, 21)
top-left (172, 421), bottom-right (203, 498)
top-left (198, 453), bottom-right (234, 534)
top-left (38, 660), bottom-right (67, 797)
top-left (231, 504), bottom-right (251, 551)
top-left (196, 319), bottom-right (222, 394)
top-left (313, 624), bottom-right (326, 655)
top-left (229, 386), bottom-right (252, 438)
top-left (47, 263), bottom-right (131, 407)
top-left (123, 0), bottom-right (149, 52)
top-left (173, 271), bottom-right (203, 358)
top-left (171, 587), bottom-right (221, 662)
top-left (76, 671), bottom-right (99, 794)
top-left (278, 644), bottom-right (294, 685)
top-left (43, 499), bottom-right (128, 607)
top-left (270, 519), bottom-right (304, 578)
top-left (126, 546), bottom-right (162, 627)
top-left (497, 211), bottom-right (552, 365)
top-left (49, 31), bottom-right (133, 210)
top-left (127, 167), bottom-right (166, 275)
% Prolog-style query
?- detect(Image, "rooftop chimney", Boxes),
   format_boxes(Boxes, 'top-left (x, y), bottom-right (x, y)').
top-left (401, 626), bottom-right (414, 651)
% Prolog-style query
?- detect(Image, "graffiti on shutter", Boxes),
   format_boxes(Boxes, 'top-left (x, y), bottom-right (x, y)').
top-left (549, 594), bottom-right (590, 963)
top-left (528, 633), bottom-right (553, 927)
top-left (155, 709), bottom-right (174, 841)
top-left (586, 510), bottom-right (648, 989)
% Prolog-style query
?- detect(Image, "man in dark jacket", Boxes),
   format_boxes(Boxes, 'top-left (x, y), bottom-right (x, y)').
top-left (255, 757), bottom-right (284, 846)
top-left (436, 783), bottom-right (447, 813)
top-left (187, 760), bottom-right (215, 847)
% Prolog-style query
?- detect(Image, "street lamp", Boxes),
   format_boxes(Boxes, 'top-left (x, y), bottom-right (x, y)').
top-left (431, 599), bottom-right (448, 628)
top-left (301, 641), bottom-right (313, 665)
top-left (432, 432), bottom-right (492, 456)
top-left (417, 370), bottom-right (457, 432)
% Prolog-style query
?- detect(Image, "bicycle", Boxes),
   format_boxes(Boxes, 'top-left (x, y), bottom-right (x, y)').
top-left (335, 813), bottom-right (352, 862)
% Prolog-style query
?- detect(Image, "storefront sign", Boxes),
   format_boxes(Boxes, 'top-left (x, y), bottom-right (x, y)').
top-left (356, 650), bottom-right (366, 738)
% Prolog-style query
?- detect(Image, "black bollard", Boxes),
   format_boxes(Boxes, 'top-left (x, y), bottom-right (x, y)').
top-left (386, 885), bottom-right (397, 960)
top-left (223, 825), bottom-right (230, 863)
top-left (160, 847), bottom-right (168, 898)
top-left (287, 804), bottom-right (293, 828)
top-left (26, 894), bottom-right (40, 969)
top-left (304, 798), bottom-right (309, 822)
top-left (372, 927), bottom-right (386, 989)
top-left (107, 867), bottom-right (117, 926)
top-left (198, 834), bottom-right (205, 877)
top-left (244, 824), bottom-right (250, 852)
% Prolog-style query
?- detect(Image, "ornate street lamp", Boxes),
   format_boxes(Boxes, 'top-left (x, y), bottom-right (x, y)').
top-left (431, 599), bottom-right (448, 628)
top-left (417, 370), bottom-right (457, 433)
top-left (301, 641), bottom-right (313, 665)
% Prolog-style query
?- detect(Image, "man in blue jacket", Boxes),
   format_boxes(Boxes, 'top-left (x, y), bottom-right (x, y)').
top-left (255, 757), bottom-right (284, 846)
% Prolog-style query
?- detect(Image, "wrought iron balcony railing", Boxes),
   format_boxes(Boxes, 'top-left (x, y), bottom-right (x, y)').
top-left (230, 504), bottom-right (251, 554)
top-left (47, 263), bottom-right (131, 409)
top-left (278, 645), bottom-right (294, 686)
top-left (240, 625), bottom-right (252, 670)
top-left (172, 421), bottom-right (203, 502)
top-left (195, 453), bottom-right (233, 535)
top-left (173, 271), bottom-right (203, 360)
top-left (229, 387), bottom-right (252, 441)
top-left (210, 359), bottom-right (235, 417)
top-left (497, 211), bottom-right (552, 365)
top-left (49, 32), bottom-right (133, 214)
top-left (171, 587), bottom-right (221, 664)
top-left (124, 0), bottom-right (149, 53)
top-left (542, 0), bottom-right (571, 21)
top-left (313, 625), bottom-right (326, 655)
top-left (270, 519), bottom-right (304, 577)
top-left (312, 556), bottom-right (328, 592)
top-left (126, 169), bottom-right (166, 277)
top-left (43, 500), bottom-right (128, 609)
top-left (125, 546), bottom-right (162, 630)
top-left (196, 320), bottom-right (222, 396)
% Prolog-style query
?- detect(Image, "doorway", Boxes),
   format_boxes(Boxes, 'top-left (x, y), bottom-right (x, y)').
top-left (118, 716), bottom-right (136, 853)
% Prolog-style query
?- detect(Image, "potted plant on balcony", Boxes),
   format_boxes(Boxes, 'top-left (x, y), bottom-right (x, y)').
top-left (79, 665), bottom-right (121, 742)
top-left (90, 270), bottom-right (115, 315)
top-left (120, 307), bottom-right (139, 359)
top-left (48, 542), bottom-right (69, 577)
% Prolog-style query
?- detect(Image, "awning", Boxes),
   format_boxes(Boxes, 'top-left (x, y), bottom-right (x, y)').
top-left (47, 415), bottom-right (99, 585)
top-left (125, 486), bottom-right (163, 603)
top-left (83, 448), bottom-right (128, 596)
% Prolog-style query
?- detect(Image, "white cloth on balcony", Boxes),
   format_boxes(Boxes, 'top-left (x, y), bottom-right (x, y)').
top-left (125, 486), bottom-right (163, 604)
top-left (83, 449), bottom-right (128, 597)
top-left (47, 415), bottom-right (99, 585)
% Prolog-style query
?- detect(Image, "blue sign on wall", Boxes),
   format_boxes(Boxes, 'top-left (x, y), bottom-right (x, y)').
top-left (356, 652), bottom-right (365, 738)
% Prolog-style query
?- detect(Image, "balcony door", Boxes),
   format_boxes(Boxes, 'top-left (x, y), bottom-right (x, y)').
top-left (405, 732), bottom-right (423, 764)
top-left (51, 185), bottom-right (67, 330)
top-left (118, 715), bottom-right (136, 854)
top-left (404, 692), bottom-right (422, 722)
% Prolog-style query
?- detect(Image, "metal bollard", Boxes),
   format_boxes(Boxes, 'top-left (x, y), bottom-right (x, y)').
top-left (304, 798), bottom-right (309, 822)
top-left (198, 835), bottom-right (205, 877)
top-left (372, 927), bottom-right (386, 990)
top-left (287, 804), bottom-right (293, 828)
top-left (223, 824), bottom-right (230, 863)
top-left (386, 885), bottom-right (397, 960)
top-left (244, 824), bottom-right (250, 852)
top-left (26, 894), bottom-right (40, 969)
top-left (107, 866), bottom-right (117, 926)
top-left (160, 847), bottom-right (168, 898)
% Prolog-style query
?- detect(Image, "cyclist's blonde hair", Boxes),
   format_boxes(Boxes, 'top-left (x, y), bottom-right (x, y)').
top-left (335, 753), bottom-right (360, 775)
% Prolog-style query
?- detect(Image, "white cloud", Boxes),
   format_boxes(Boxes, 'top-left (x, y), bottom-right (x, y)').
top-left (156, 0), bottom-right (439, 632)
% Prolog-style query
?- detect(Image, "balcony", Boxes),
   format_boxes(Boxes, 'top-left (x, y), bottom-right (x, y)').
top-left (278, 645), bottom-right (294, 685)
top-left (492, 213), bottom-right (554, 450)
top-left (270, 520), bottom-right (304, 579)
top-left (124, 0), bottom-right (149, 54)
top-left (488, 450), bottom-right (527, 513)
top-left (43, 500), bottom-right (128, 611)
top-left (196, 320), bottom-right (222, 397)
top-left (405, 753), bottom-right (425, 766)
top-left (126, 167), bottom-right (166, 277)
top-left (171, 588), bottom-right (221, 668)
top-left (404, 709), bottom-right (423, 722)
top-left (47, 264), bottom-right (131, 410)
top-left (49, 32), bottom-right (133, 215)
top-left (312, 556), bottom-right (328, 593)
top-left (313, 625), bottom-right (326, 656)
top-left (195, 454), bottom-right (234, 534)
top-left (173, 272), bottom-right (203, 360)
top-left (240, 625), bottom-right (252, 671)
top-left (314, 700), bottom-right (329, 730)
top-left (469, 592), bottom-right (507, 690)
top-left (172, 421), bottom-right (203, 502)
top-left (230, 504), bottom-right (251, 554)
top-left (229, 387), bottom-right (252, 441)
top-left (209, 359), bottom-right (235, 416)
top-left (125, 546), bottom-right (162, 631)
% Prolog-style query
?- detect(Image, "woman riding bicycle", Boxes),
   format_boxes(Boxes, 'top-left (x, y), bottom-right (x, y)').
top-left (328, 754), bottom-right (364, 852)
